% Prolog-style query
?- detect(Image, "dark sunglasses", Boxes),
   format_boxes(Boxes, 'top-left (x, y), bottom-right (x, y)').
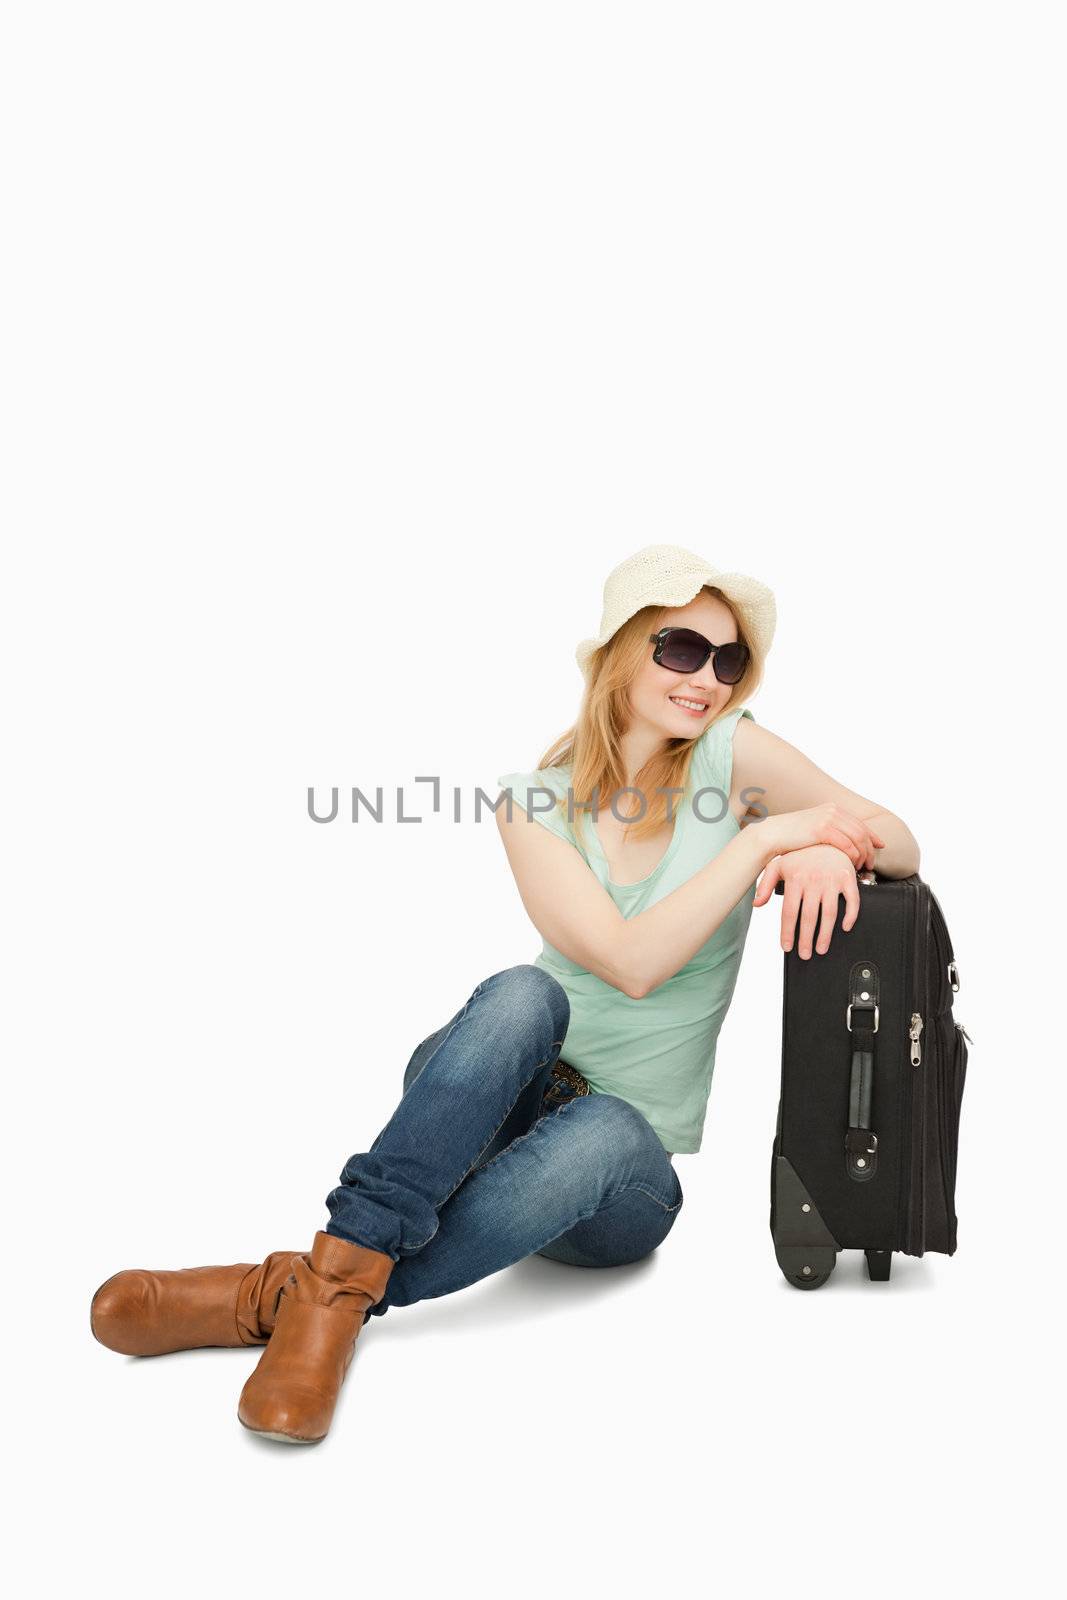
top-left (649, 627), bottom-right (750, 685)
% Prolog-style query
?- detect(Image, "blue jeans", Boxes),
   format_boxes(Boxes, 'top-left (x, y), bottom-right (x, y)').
top-left (323, 964), bottom-right (685, 1319)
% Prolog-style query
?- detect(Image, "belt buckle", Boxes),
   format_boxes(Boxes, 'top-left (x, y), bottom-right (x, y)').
top-left (544, 1060), bottom-right (590, 1103)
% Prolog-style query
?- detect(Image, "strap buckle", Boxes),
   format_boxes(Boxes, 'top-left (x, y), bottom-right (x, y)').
top-left (845, 1128), bottom-right (878, 1156)
top-left (846, 1002), bottom-right (879, 1033)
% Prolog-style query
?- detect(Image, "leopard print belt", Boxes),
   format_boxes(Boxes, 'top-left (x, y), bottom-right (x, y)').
top-left (542, 1059), bottom-right (591, 1104)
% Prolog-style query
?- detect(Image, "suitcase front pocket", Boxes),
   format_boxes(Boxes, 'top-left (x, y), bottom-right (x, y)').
top-left (948, 1020), bottom-right (969, 1200)
top-left (936, 1012), bottom-right (970, 1246)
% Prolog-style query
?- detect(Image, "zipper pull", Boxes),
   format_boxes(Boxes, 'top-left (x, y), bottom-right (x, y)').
top-left (909, 1012), bottom-right (923, 1066)
top-left (956, 1021), bottom-right (973, 1046)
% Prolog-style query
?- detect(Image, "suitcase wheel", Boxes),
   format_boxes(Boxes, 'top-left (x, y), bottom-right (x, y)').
top-left (778, 1249), bottom-right (836, 1290)
top-left (864, 1248), bottom-right (893, 1282)
top-left (783, 1267), bottom-right (831, 1290)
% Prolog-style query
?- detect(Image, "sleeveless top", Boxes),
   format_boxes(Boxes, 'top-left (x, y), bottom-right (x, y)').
top-left (496, 705), bottom-right (756, 1154)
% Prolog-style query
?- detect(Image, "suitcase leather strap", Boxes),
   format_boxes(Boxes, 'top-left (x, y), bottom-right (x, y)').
top-left (845, 960), bottom-right (880, 1182)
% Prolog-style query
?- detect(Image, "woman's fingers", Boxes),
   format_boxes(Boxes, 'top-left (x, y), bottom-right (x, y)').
top-left (854, 819), bottom-right (884, 865)
top-left (815, 889), bottom-right (840, 955)
top-left (780, 878), bottom-right (803, 952)
top-left (836, 813), bottom-right (874, 858)
top-left (842, 872), bottom-right (861, 932)
top-left (825, 825), bottom-right (864, 866)
top-left (833, 813), bottom-right (884, 870)
top-left (796, 886), bottom-right (821, 959)
top-left (753, 856), bottom-right (783, 906)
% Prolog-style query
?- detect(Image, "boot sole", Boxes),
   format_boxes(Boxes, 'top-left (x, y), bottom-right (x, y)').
top-left (238, 1417), bottom-right (324, 1445)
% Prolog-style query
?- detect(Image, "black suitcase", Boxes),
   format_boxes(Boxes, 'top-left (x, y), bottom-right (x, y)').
top-left (769, 871), bottom-right (971, 1288)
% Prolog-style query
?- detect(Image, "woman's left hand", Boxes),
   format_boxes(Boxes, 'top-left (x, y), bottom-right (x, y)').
top-left (753, 845), bottom-right (860, 958)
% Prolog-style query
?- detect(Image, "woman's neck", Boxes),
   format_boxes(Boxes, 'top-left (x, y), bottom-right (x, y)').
top-left (617, 723), bottom-right (669, 792)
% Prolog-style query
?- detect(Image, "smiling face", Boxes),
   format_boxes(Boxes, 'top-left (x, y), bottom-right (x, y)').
top-left (626, 590), bottom-right (742, 740)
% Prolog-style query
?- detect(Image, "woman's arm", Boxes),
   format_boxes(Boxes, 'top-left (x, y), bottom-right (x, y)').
top-left (733, 719), bottom-right (921, 879)
top-left (497, 794), bottom-right (883, 999)
top-left (733, 718), bottom-right (921, 959)
top-left (497, 800), bottom-right (778, 999)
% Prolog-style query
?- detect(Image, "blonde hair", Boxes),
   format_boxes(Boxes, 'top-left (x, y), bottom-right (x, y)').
top-left (536, 586), bottom-right (766, 844)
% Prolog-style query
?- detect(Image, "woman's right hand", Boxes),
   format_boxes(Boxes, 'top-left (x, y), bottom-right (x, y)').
top-left (759, 804), bottom-right (886, 870)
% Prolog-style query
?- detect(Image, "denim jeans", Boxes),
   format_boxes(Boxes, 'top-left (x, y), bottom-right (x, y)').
top-left (323, 964), bottom-right (685, 1320)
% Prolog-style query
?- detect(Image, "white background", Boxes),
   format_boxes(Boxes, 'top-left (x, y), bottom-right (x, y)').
top-left (3, 3), bottom-right (1062, 1595)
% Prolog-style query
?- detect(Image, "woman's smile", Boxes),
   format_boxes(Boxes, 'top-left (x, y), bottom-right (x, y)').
top-left (668, 694), bottom-right (710, 717)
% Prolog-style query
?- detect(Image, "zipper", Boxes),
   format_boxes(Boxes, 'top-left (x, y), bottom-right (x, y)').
top-left (956, 1022), bottom-right (973, 1046)
top-left (909, 1012), bottom-right (924, 1066)
top-left (898, 879), bottom-right (928, 1255)
top-left (912, 885), bottom-right (928, 1255)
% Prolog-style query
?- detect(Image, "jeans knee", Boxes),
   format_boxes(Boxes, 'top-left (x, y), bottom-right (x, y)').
top-left (544, 1236), bottom-right (664, 1269)
top-left (569, 1093), bottom-right (662, 1166)
top-left (480, 964), bottom-right (570, 1050)
top-left (401, 1026), bottom-right (447, 1095)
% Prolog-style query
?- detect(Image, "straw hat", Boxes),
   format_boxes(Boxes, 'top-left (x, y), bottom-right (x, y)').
top-left (575, 543), bottom-right (777, 680)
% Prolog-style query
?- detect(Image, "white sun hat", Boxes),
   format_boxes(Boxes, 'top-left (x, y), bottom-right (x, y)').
top-left (575, 543), bottom-right (777, 681)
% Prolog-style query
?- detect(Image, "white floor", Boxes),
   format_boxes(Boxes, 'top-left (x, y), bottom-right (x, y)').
top-left (61, 1045), bottom-right (1052, 1599)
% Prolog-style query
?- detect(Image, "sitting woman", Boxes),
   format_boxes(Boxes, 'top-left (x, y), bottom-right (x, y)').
top-left (91, 542), bottom-right (917, 1445)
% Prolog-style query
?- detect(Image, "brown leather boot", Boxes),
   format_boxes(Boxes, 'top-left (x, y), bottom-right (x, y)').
top-left (90, 1249), bottom-right (302, 1357)
top-left (237, 1230), bottom-right (395, 1444)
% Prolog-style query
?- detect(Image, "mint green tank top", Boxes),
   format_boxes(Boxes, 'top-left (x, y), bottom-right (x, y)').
top-left (496, 705), bottom-right (756, 1155)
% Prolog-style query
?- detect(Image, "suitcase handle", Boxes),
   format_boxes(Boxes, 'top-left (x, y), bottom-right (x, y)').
top-left (845, 960), bottom-right (880, 1182)
top-left (772, 869), bottom-right (878, 894)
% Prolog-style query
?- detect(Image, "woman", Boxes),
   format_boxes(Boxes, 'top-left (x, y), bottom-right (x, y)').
top-left (91, 543), bottom-right (918, 1445)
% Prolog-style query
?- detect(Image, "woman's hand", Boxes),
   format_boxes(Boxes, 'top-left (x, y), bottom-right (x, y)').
top-left (758, 803), bottom-right (886, 871)
top-left (753, 845), bottom-right (863, 958)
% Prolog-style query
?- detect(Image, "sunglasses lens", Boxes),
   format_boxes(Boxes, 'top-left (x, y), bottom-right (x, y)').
top-left (658, 629), bottom-right (711, 672)
top-left (713, 641), bottom-right (748, 684)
